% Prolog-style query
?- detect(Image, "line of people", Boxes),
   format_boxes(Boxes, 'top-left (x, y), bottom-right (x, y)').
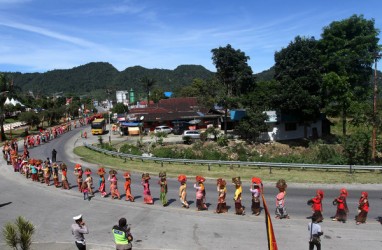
top-left (6, 151), bottom-right (371, 225)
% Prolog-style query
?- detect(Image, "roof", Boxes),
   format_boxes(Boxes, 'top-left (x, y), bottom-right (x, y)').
top-left (128, 97), bottom-right (219, 122)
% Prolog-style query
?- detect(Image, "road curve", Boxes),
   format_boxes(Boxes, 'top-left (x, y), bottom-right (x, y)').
top-left (0, 126), bottom-right (381, 250)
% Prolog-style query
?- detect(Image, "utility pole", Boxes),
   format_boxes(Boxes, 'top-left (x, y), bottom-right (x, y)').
top-left (372, 52), bottom-right (381, 162)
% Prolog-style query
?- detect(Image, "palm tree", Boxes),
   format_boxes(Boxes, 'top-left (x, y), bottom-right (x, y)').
top-left (140, 77), bottom-right (156, 105)
top-left (2, 216), bottom-right (35, 250)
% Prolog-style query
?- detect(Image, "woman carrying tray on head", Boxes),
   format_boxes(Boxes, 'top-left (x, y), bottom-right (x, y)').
top-left (108, 169), bottom-right (121, 200)
top-left (97, 167), bottom-right (107, 197)
top-left (178, 174), bottom-right (189, 208)
top-left (141, 173), bottom-right (153, 204)
top-left (194, 176), bottom-right (207, 211)
top-left (123, 172), bottom-right (135, 202)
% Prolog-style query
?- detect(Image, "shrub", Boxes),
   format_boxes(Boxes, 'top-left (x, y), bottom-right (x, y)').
top-left (342, 132), bottom-right (371, 165)
top-left (120, 144), bottom-right (142, 155)
top-left (2, 216), bottom-right (35, 250)
top-left (217, 135), bottom-right (228, 147)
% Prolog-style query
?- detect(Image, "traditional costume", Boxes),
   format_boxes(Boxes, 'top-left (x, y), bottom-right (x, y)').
top-left (232, 177), bottom-right (245, 215)
top-left (275, 179), bottom-right (289, 219)
top-left (123, 172), bottom-right (135, 202)
top-left (74, 164), bottom-right (83, 193)
top-left (52, 163), bottom-right (60, 187)
top-left (194, 176), bottom-right (207, 211)
top-left (332, 188), bottom-right (348, 222)
top-left (84, 168), bottom-right (93, 196)
top-left (109, 169), bottom-right (121, 200)
top-left (178, 175), bottom-right (189, 208)
top-left (215, 178), bottom-right (227, 213)
top-left (43, 163), bottom-right (51, 186)
top-left (307, 189), bottom-right (324, 222)
top-left (250, 177), bottom-right (262, 216)
top-left (356, 191), bottom-right (369, 225)
top-left (97, 167), bottom-right (107, 197)
top-left (60, 163), bottom-right (70, 189)
top-left (158, 172), bottom-right (168, 206)
top-left (141, 173), bottom-right (153, 204)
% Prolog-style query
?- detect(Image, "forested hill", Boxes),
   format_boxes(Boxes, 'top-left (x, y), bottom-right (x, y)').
top-left (6, 62), bottom-right (215, 97)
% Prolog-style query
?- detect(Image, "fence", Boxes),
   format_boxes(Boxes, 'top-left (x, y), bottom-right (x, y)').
top-left (84, 143), bottom-right (382, 173)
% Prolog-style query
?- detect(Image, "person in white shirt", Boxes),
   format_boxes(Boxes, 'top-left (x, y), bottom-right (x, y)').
top-left (308, 215), bottom-right (323, 250)
top-left (71, 214), bottom-right (89, 250)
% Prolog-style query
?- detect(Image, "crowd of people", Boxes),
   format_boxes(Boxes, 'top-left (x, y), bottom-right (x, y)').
top-left (4, 144), bottom-right (371, 226)
top-left (1, 120), bottom-right (373, 249)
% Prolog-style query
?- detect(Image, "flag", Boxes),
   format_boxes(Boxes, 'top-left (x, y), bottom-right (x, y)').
top-left (262, 193), bottom-right (278, 250)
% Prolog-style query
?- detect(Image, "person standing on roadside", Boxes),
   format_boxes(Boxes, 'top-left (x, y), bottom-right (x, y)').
top-left (71, 214), bottom-right (89, 250)
top-left (51, 148), bottom-right (57, 162)
top-left (112, 217), bottom-right (133, 250)
top-left (308, 215), bottom-right (323, 250)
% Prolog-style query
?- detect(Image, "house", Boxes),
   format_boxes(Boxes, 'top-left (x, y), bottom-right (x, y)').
top-left (127, 97), bottom-right (221, 133)
top-left (258, 110), bottom-right (331, 141)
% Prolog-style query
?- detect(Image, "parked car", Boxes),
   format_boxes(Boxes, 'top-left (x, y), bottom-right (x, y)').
top-left (154, 125), bottom-right (173, 134)
top-left (182, 130), bottom-right (201, 140)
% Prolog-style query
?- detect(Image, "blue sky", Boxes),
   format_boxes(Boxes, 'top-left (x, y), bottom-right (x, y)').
top-left (0, 0), bottom-right (381, 74)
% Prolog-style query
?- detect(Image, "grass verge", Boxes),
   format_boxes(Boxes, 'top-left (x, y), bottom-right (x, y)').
top-left (74, 146), bottom-right (382, 184)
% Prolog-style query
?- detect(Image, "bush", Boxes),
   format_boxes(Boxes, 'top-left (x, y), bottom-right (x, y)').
top-left (342, 132), bottom-right (371, 165)
top-left (217, 135), bottom-right (228, 147)
top-left (120, 144), bottom-right (142, 155)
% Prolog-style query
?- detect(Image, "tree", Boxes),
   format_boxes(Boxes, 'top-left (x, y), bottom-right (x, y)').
top-left (0, 73), bottom-right (12, 141)
top-left (274, 36), bottom-right (322, 138)
top-left (140, 77), bottom-right (156, 104)
top-left (112, 103), bottom-right (129, 114)
top-left (234, 110), bottom-right (268, 142)
top-left (211, 44), bottom-right (255, 134)
top-left (319, 14), bottom-right (380, 135)
top-left (18, 111), bottom-right (40, 129)
top-left (2, 216), bottom-right (35, 250)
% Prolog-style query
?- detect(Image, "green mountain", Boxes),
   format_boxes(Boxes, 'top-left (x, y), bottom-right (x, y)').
top-left (6, 62), bottom-right (214, 98)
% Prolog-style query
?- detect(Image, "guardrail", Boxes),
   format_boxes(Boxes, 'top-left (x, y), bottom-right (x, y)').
top-left (84, 143), bottom-right (382, 173)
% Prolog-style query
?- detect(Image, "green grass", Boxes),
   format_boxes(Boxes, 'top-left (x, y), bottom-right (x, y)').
top-left (74, 146), bottom-right (382, 184)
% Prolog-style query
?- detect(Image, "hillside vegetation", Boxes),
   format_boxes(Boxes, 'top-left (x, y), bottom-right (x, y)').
top-left (5, 63), bottom-right (214, 98)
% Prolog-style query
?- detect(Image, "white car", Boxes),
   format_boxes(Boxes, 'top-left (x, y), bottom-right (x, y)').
top-left (182, 130), bottom-right (201, 139)
top-left (154, 125), bottom-right (173, 134)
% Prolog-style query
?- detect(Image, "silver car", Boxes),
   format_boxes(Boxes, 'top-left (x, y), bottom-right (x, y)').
top-left (154, 125), bottom-right (173, 134)
top-left (182, 130), bottom-right (201, 139)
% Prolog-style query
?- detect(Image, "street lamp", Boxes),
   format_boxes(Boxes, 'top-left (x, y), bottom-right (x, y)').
top-left (371, 52), bottom-right (381, 162)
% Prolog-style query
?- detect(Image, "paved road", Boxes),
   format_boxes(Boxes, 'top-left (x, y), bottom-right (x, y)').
top-left (1, 126), bottom-right (382, 250)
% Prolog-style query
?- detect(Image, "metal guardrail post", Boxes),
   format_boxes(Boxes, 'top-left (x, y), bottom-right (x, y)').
top-left (161, 161), bottom-right (163, 168)
top-left (349, 165), bottom-right (352, 174)
top-left (208, 164), bottom-right (211, 171)
top-left (269, 166), bottom-right (272, 174)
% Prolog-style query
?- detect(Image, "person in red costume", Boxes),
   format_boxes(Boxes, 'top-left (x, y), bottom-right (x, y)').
top-left (307, 190), bottom-right (324, 222)
top-left (332, 188), bottom-right (349, 222)
top-left (355, 191), bottom-right (369, 225)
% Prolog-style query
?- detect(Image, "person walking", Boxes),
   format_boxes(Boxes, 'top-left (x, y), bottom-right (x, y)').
top-left (308, 215), bottom-right (323, 250)
top-left (123, 172), bottom-right (135, 202)
top-left (355, 191), bottom-right (369, 225)
top-left (275, 179), bottom-right (289, 219)
top-left (307, 190), bottom-right (324, 223)
top-left (250, 177), bottom-right (262, 216)
top-left (332, 188), bottom-right (348, 222)
top-left (194, 176), bottom-right (207, 211)
top-left (215, 178), bottom-right (227, 213)
top-left (71, 214), bottom-right (89, 250)
top-left (232, 177), bottom-right (245, 215)
top-left (158, 172), bottom-right (168, 206)
top-left (178, 174), bottom-right (189, 208)
top-left (141, 173), bottom-right (153, 204)
top-left (112, 217), bottom-right (133, 250)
